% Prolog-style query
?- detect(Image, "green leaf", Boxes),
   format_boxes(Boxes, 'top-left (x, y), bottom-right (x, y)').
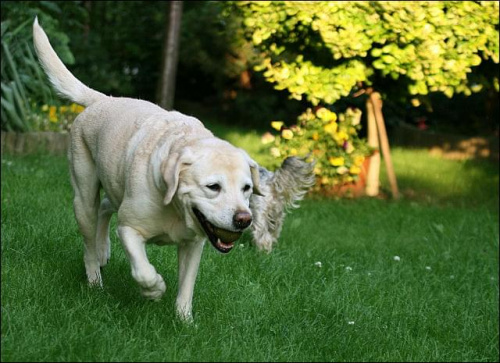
top-left (371, 48), bottom-right (383, 57)
top-left (470, 54), bottom-right (482, 66)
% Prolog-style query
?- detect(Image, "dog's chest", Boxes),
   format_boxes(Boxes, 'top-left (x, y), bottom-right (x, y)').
top-left (147, 234), bottom-right (176, 246)
top-left (146, 228), bottom-right (198, 246)
top-left (144, 213), bottom-right (197, 246)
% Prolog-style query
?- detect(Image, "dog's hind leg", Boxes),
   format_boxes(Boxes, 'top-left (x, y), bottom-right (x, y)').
top-left (69, 143), bottom-right (102, 287)
top-left (96, 197), bottom-right (115, 267)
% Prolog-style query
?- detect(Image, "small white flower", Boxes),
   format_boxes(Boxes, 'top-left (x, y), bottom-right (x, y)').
top-left (239, 243), bottom-right (245, 248)
top-left (347, 321), bottom-right (355, 325)
top-left (345, 266), bottom-right (352, 271)
top-left (393, 256), bottom-right (401, 261)
top-left (314, 261), bottom-right (322, 268)
top-left (425, 266), bottom-right (432, 271)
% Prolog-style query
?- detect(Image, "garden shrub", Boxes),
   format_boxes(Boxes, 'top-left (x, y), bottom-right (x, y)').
top-left (262, 107), bottom-right (373, 191)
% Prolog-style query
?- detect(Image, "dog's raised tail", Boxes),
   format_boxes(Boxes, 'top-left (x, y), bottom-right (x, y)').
top-left (273, 157), bottom-right (316, 210)
top-left (33, 17), bottom-right (106, 107)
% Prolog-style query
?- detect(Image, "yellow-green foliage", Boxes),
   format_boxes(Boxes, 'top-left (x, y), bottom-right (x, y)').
top-left (239, 1), bottom-right (499, 104)
top-left (262, 107), bottom-right (373, 190)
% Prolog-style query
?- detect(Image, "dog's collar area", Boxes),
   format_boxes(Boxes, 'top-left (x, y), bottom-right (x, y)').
top-left (192, 208), bottom-right (241, 253)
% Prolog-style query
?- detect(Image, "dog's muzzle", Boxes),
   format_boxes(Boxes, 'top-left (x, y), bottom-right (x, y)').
top-left (233, 211), bottom-right (252, 229)
top-left (193, 208), bottom-right (246, 253)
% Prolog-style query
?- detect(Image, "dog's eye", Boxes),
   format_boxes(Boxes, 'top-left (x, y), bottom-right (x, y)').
top-left (206, 184), bottom-right (221, 192)
top-left (243, 184), bottom-right (251, 192)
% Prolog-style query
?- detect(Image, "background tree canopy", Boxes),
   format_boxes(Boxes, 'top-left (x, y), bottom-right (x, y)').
top-left (236, 1), bottom-right (499, 105)
top-left (1, 1), bottom-right (498, 134)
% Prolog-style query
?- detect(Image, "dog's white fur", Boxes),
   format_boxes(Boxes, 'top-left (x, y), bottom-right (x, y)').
top-left (33, 18), bottom-right (263, 321)
top-left (250, 157), bottom-right (315, 252)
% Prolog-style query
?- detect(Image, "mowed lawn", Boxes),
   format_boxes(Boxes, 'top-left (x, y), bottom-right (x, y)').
top-left (1, 126), bottom-right (498, 362)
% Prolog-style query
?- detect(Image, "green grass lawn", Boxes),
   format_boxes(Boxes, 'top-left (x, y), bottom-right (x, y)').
top-left (1, 126), bottom-right (498, 362)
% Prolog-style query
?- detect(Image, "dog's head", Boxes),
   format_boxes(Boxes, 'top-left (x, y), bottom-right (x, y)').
top-left (161, 138), bottom-right (263, 253)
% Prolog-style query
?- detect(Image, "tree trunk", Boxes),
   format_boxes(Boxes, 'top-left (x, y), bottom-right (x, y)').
top-left (83, 1), bottom-right (92, 45)
top-left (158, 1), bottom-right (183, 110)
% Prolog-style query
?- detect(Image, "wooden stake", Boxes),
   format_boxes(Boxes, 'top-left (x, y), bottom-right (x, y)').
top-left (369, 91), bottom-right (400, 199)
top-left (365, 96), bottom-right (381, 196)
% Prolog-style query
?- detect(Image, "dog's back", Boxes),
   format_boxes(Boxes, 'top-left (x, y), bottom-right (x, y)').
top-left (33, 17), bottom-right (213, 207)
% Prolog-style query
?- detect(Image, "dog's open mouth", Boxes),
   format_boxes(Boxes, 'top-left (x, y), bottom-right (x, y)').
top-left (193, 208), bottom-right (242, 253)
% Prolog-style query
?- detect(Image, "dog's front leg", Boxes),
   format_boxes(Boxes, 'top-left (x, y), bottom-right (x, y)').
top-left (117, 226), bottom-right (166, 300)
top-left (176, 240), bottom-right (204, 322)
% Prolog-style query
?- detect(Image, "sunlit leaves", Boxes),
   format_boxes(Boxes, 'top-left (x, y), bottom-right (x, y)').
top-left (238, 1), bottom-right (499, 103)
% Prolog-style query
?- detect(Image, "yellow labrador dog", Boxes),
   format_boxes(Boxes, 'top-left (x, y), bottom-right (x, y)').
top-left (33, 18), bottom-right (262, 321)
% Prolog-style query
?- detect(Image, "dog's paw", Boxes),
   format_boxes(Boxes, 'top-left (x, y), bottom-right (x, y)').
top-left (140, 273), bottom-right (166, 301)
top-left (177, 312), bottom-right (195, 325)
top-left (86, 269), bottom-right (103, 288)
top-left (176, 305), bottom-right (194, 324)
top-left (252, 235), bottom-right (274, 253)
top-left (256, 243), bottom-right (273, 254)
top-left (97, 239), bottom-right (111, 267)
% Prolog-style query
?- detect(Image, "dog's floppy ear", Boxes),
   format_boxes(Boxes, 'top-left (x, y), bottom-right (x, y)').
top-left (162, 148), bottom-right (195, 205)
top-left (241, 150), bottom-right (264, 196)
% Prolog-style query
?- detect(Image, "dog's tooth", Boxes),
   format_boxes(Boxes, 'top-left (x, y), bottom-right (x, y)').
top-left (215, 238), bottom-right (234, 252)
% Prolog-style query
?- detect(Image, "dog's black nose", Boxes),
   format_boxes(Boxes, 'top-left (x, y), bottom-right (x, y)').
top-left (233, 211), bottom-right (252, 229)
